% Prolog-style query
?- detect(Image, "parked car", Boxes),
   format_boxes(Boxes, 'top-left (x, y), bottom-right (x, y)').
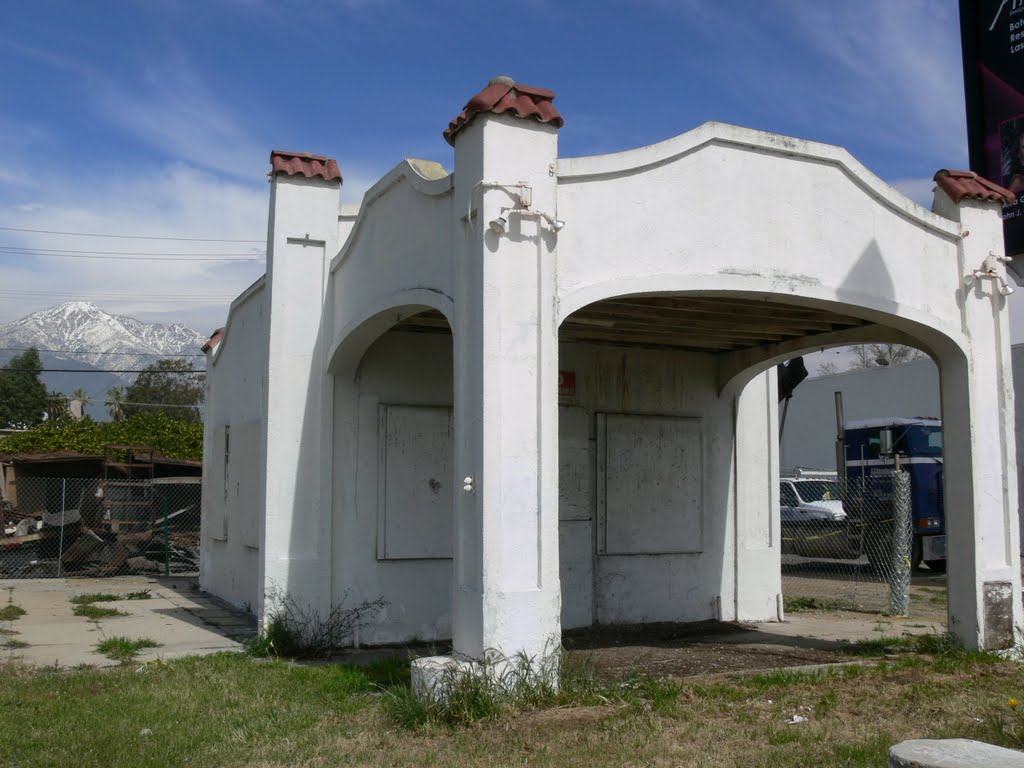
top-left (779, 473), bottom-right (860, 560)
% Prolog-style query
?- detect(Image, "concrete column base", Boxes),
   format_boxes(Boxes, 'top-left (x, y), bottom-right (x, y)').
top-left (889, 738), bottom-right (1024, 767)
top-left (410, 652), bottom-right (561, 702)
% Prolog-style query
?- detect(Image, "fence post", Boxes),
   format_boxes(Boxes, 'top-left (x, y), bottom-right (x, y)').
top-left (163, 495), bottom-right (170, 577)
top-left (57, 478), bottom-right (66, 578)
top-left (889, 468), bottom-right (913, 616)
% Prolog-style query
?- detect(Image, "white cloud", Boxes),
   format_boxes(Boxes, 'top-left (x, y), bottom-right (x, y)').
top-left (0, 163), bottom-right (269, 334)
top-left (779, 0), bottom-right (968, 165)
top-left (91, 50), bottom-right (269, 180)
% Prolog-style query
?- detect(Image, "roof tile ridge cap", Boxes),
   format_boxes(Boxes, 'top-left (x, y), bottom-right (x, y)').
top-left (511, 82), bottom-right (556, 99)
top-left (271, 149), bottom-right (329, 162)
top-left (464, 81), bottom-right (515, 113)
top-left (934, 168), bottom-right (979, 180)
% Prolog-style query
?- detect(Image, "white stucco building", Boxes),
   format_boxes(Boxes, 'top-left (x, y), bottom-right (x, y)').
top-left (200, 76), bottom-right (1022, 668)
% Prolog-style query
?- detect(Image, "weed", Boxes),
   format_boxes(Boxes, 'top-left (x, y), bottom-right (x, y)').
top-left (73, 604), bottom-right (127, 619)
top-left (2, 639), bottom-right (29, 649)
top-left (0, 628), bottom-right (18, 636)
top-left (125, 591), bottom-right (151, 601)
top-left (384, 648), bottom-right (681, 729)
top-left (96, 637), bottom-right (161, 663)
top-left (246, 585), bottom-right (387, 659)
top-left (70, 593), bottom-right (121, 605)
top-left (0, 605), bottom-right (26, 621)
top-left (784, 595), bottom-right (856, 613)
top-left (766, 725), bottom-right (802, 746)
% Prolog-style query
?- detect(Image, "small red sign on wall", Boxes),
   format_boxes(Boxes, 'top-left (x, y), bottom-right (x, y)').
top-left (558, 370), bottom-right (576, 405)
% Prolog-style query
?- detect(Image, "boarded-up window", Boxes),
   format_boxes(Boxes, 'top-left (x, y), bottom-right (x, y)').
top-left (208, 425), bottom-right (228, 541)
top-left (226, 420), bottom-right (262, 549)
top-left (377, 405), bottom-right (453, 560)
top-left (596, 413), bottom-right (703, 554)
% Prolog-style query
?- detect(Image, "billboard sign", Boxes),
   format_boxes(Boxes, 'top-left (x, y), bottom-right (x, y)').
top-left (960, 0), bottom-right (1024, 277)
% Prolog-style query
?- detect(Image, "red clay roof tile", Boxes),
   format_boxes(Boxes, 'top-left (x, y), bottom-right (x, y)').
top-left (934, 169), bottom-right (1014, 205)
top-left (270, 150), bottom-right (342, 183)
top-left (201, 327), bottom-right (225, 354)
top-left (444, 76), bottom-right (564, 146)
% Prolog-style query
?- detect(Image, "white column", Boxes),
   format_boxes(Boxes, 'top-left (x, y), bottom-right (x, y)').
top-left (450, 113), bottom-right (562, 661)
top-left (259, 172), bottom-right (339, 625)
top-left (934, 192), bottom-right (1022, 650)
top-left (733, 370), bottom-right (783, 622)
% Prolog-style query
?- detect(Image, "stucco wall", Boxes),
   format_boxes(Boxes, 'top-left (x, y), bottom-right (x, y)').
top-left (332, 330), bottom-right (753, 643)
top-left (199, 280), bottom-right (267, 612)
top-left (558, 343), bottom-right (737, 627)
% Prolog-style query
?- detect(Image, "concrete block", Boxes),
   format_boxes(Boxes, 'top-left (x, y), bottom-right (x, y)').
top-left (410, 655), bottom-right (478, 702)
top-left (889, 738), bottom-right (1024, 767)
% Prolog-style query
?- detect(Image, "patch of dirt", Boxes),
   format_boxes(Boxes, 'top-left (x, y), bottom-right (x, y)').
top-left (563, 621), bottom-right (845, 680)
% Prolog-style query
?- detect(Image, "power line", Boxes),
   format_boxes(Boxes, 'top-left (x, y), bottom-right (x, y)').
top-left (0, 245), bottom-right (264, 256)
top-left (0, 225), bottom-right (263, 243)
top-left (0, 350), bottom-right (205, 360)
top-left (0, 247), bottom-right (262, 262)
top-left (0, 289), bottom-right (236, 301)
top-left (0, 368), bottom-right (205, 374)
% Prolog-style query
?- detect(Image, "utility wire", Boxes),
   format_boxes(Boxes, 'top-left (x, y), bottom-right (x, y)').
top-left (0, 246), bottom-right (264, 256)
top-left (0, 289), bottom-right (236, 300)
top-left (0, 368), bottom-right (206, 374)
top-left (0, 225), bottom-right (263, 243)
top-left (0, 253), bottom-right (261, 262)
top-left (0, 348), bottom-right (205, 357)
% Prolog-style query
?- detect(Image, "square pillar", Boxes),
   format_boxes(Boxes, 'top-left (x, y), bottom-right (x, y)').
top-left (449, 92), bottom-right (563, 663)
top-left (259, 153), bottom-right (340, 626)
top-left (934, 185), bottom-right (1022, 651)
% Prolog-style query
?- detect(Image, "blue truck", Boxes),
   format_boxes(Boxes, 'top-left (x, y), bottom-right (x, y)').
top-left (841, 417), bottom-right (946, 572)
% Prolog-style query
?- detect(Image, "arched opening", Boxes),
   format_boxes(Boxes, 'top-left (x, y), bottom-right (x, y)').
top-left (555, 291), bottom-right (955, 642)
top-left (328, 306), bottom-right (454, 645)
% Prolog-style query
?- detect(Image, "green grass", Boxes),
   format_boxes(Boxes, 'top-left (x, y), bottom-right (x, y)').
top-left (2, 638), bottom-right (29, 649)
top-left (96, 637), bottom-right (161, 663)
top-left (70, 590), bottom-right (150, 606)
top-left (0, 604), bottom-right (26, 621)
top-left (1, 645), bottom-right (1023, 767)
top-left (784, 595), bottom-right (858, 613)
top-left (73, 604), bottom-right (128, 619)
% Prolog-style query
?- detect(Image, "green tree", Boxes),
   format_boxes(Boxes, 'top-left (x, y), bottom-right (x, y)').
top-left (105, 386), bottom-right (126, 422)
top-left (123, 359), bottom-right (205, 422)
top-left (46, 391), bottom-right (71, 422)
top-left (71, 387), bottom-right (92, 418)
top-left (0, 348), bottom-right (48, 429)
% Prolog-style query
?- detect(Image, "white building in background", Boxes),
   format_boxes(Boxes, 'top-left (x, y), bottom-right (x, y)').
top-left (780, 345), bottom-right (1024, 556)
top-left (200, 76), bottom-right (1022, 678)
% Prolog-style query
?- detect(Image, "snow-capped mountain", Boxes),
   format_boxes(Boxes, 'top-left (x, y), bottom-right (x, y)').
top-left (0, 302), bottom-right (207, 376)
top-left (0, 302), bottom-right (207, 417)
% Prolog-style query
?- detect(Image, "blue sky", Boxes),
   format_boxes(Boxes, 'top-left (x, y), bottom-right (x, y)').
top-left (1, 0), bottom-right (1003, 348)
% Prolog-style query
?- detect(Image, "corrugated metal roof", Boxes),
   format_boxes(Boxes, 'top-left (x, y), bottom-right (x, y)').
top-left (933, 169), bottom-right (1014, 205)
top-left (270, 150), bottom-right (342, 183)
top-left (444, 76), bottom-right (564, 146)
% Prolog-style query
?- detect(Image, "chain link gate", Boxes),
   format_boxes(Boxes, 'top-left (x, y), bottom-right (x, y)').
top-left (0, 476), bottom-right (200, 579)
top-left (780, 472), bottom-right (946, 621)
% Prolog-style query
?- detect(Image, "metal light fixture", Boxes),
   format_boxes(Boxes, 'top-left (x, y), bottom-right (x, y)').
top-left (489, 216), bottom-right (508, 234)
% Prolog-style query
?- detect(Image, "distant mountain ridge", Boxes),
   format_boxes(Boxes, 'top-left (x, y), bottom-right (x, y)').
top-left (0, 303), bottom-right (207, 419)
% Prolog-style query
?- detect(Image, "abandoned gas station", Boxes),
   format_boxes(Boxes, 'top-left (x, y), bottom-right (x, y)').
top-left (200, 76), bottom-right (1022, 685)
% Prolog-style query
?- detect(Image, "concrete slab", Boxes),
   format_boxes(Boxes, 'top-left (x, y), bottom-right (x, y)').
top-left (0, 576), bottom-right (256, 669)
top-left (890, 738), bottom-right (1024, 767)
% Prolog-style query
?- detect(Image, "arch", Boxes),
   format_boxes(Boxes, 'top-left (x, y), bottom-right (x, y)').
top-left (328, 294), bottom-right (457, 645)
top-left (327, 288), bottom-right (455, 378)
top-left (555, 284), bottom-right (965, 398)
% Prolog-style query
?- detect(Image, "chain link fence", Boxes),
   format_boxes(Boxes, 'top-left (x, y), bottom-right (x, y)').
top-left (0, 476), bottom-right (200, 579)
top-left (780, 472), bottom-right (948, 621)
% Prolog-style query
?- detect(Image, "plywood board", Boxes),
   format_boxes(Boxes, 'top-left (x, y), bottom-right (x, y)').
top-left (597, 413), bottom-right (703, 554)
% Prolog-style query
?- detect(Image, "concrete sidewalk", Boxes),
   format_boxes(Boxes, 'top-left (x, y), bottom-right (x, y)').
top-left (0, 576), bottom-right (256, 668)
